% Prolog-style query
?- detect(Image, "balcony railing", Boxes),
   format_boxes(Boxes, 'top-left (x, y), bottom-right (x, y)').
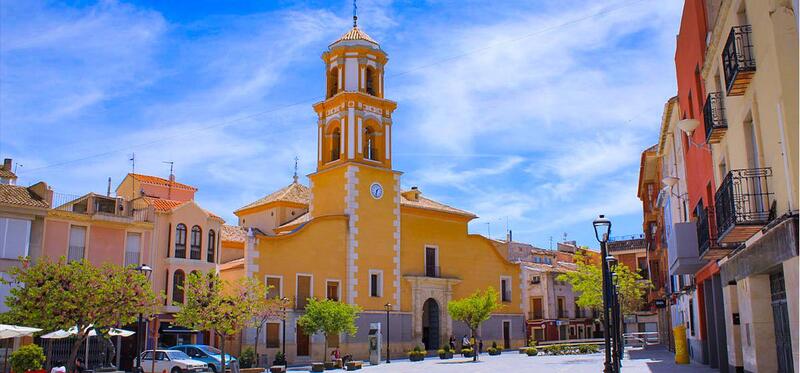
top-left (425, 265), bottom-right (440, 278)
top-left (124, 251), bottom-right (140, 266)
top-left (703, 92), bottom-right (727, 143)
top-left (696, 207), bottom-right (718, 258)
top-left (52, 192), bottom-right (153, 222)
top-left (528, 311), bottom-right (543, 320)
top-left (715, 168), bottom-right (773, 244)
top-left (67, 245), bottom-right (85, 262)
top-left (723, 25), bottom-right (756, 96)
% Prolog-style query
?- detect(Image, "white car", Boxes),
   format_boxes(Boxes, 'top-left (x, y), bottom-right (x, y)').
top-left (136, 350), bottom-right (209, 373)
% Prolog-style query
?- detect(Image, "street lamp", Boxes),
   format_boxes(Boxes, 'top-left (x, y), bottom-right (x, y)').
top-left (610, 270), bottom-right (621, 372)
top-left (281, 297), bottom-right (289, 360)
top-left (593, 215), bottom-right (614, 373)
top-left (384, 303), bottom-right (392, 363)
top-left (135, 264), bottom-right (153, 373)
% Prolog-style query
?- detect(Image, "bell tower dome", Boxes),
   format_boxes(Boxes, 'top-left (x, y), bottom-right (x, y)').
top-left (312, 17), bottom-right (397, 171)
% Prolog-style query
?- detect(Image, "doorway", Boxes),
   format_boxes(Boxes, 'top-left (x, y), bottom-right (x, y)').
top-left (502, 321), bottom-right (511, 349)
top-left (770, 271), bottom-right (794, 373)
top-left (422, 298), bottom-right (440, 351)
top-left (296, 322), bottom-right (310, 357)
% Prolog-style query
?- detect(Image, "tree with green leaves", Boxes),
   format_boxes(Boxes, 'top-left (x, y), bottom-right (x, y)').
top-left (447, 287), bottom-right (503, 362)
top-left (0, 258), bottom-right (159, 373)
top-left (556, 250), bottom-right (652, 316)
top-left (175, 272), bottom-right (260, 373)
top-left (249, 283), bottom-right (289, 366)
top-left (297, 298), bottom-right (362, 362)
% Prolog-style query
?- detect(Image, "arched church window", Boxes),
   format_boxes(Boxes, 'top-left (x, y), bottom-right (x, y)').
top-left (365, 67), bottom-right (376, 96)
top-left (328, 68), bottom-right (339, 98)
top-left (364, 126), bottom-right (378, 161)
top-left (330, 128), bottom-right (341, 162)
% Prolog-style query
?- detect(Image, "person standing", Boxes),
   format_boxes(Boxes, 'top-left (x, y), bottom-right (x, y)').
top-left (461, 335), bottom-right (470, 349)
top-left (449, 336), bottom-right (456, 350)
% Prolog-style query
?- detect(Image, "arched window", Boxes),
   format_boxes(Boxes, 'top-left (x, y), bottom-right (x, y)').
top-left (175, 224), bottom-right (187, 258)
top-left (172, 270), bottom-right (185, 305)
top-left (363, 126), bottom-right (378, 161)
top-left (207, 230), bottom-right (216, 263)
top-left (190, 225), bottom-right (201, 260)
top-left (330, 128), bottom-right (341, 162)
top-left (365, 67), bottom-right (376, 96)
top-left (328, 68), bottom-right (339, 98)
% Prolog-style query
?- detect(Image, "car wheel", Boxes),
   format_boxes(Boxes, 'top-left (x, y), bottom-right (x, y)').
top-left (209, 364), bottom-right (217, 373)
top-left (171, 367), bottom-right (182, 373)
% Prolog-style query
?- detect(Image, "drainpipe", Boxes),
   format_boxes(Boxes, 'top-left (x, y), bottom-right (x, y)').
top-left (776, 102), bottom-right (795, 212)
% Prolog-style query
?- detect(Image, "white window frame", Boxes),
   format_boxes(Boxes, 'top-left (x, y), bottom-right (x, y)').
top-left (68, 224), bottom-right (88, 261)
top-left (265, 275), bottom-right (283, 298)
top-left (368, 270), bottom-right (383, 297)
top-left (500, 275), bottom-right (512, 302)
top-left (295, 273), bottom-right (313, 303)
top-left (124, 230), bottom-right (142, 266)
top-left (0, 217), bottom-right (31, 259)
top-left (325, 279), bottom-right (342, 301)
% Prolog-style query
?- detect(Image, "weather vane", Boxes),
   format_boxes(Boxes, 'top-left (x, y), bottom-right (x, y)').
top-left (353, 0), bottom-right (358, 27)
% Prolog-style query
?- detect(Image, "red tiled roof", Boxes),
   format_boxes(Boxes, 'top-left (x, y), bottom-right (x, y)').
top-left (0, 169), bottom-right (17, 180)
top-left (400, 193), bottom-right (475, 218)
top-left (221, 225), bottom-right (247, 243)
top-left (235, 182), bottom-right (311, 213)
top-left (142, 197), bottom-right (186, 211)
top-left (332, 26), bottom-right (378, 46)
top-left (130, 173), bottom-right (197, 191)
top-left (0, 184), bottom-right (48, 208)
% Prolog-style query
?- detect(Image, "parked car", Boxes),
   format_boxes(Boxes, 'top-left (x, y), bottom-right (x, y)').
top-left (136, 350), bottom-right (209, 373)
top-left (169, 345), bottom-right (237, 373)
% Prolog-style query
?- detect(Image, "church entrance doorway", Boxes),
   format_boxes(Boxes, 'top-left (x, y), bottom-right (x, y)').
top-left (422, 298), bottom-right (440, 351)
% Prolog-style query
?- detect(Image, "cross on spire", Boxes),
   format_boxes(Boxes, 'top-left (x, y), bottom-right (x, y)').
top-left (353, 0), bottom-right (358, 27)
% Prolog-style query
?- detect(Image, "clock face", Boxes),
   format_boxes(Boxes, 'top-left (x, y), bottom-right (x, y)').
top-left (370, 182), bottom-right (384, 199)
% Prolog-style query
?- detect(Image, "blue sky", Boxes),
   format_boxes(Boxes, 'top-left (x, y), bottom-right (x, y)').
top-left (0, 0), bottom-right (682, 249)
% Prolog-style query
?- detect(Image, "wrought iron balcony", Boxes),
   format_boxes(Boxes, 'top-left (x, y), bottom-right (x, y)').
top-left (723, 25), bottom-right (756, 96)
top-left (696, 207), bottom-right (730, 260)
top-left (715, 168), bottom-right (773, 244)
top-left (703, 92), bottom-right (727, 143)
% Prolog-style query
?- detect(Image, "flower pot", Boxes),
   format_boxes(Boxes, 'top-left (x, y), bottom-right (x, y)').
top-left (438, 352), bottom-right (453, 359)
top-left (409, 354), bottom-right (425, 362)
top-left (488, 350), bottom-right (501, 356)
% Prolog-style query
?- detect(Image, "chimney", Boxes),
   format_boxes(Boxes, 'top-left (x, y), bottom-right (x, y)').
top-left (507, 230), bottom-right (513, 243)
top-left (107, 177), bottom-right (112, 196)
top-left (2, 159), bottom-right (11, 171)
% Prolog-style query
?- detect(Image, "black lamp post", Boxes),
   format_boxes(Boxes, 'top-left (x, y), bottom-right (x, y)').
top-left (134, 264), bottom-right (153, 373)
top-left (281, 297), bottom-right (289, 360)
top-left (610, 269), bottom-right (621, 372)
top-left (384, 303), bottom-right (391, 363)
top-left (593, 215), bottom-right (613, 373)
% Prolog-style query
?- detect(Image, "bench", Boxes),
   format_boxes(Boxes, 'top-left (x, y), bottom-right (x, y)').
top-left (310, 362), bottom-right (325, 372)
top-left (344, 361), bottom-right (362, 371)
top-left (268, 367), bottom-right (285, 373)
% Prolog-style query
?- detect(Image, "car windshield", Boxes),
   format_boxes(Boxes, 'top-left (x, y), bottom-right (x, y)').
top-left (166, 351), bottom-right (192, 360)
top-left (198, 346), bottom-right (222, 355)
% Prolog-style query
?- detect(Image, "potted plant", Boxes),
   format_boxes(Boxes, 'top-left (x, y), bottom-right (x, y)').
top-left (525, 347), bottom-right (538, 356)
top-left (272, 350), bottom-right (287, 366)
top-left (407, 346), bottom-right (425, 362)
top-left (9, 344), bottom-right (45, 373)
top-left (487, 342), bottom-right (503, 356)
top-left (239, 347), bottom-right (256, 369)
top-left (460, 347), bottom-right (474, 358)
top-left (437, 345), bottom-right (453, 359)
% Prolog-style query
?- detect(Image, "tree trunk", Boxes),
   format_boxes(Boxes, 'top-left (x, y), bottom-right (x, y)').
top-left (67, 332), bottom-right (87, 373)
top-left (218, 332), bottom-right (226, 373)
top-left (253, 324), bottom-right (262, 367)
top-left (323, 334), bottom-right (328, 363)
top-left (471, 328), bottom-right (477, 362)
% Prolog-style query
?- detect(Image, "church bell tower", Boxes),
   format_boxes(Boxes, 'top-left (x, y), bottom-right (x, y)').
top-left (308, 14), bottom-right (401, 311)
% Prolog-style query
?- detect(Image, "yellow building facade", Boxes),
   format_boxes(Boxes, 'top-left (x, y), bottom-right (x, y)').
top-left (230, 23), bottom-right (525, 363)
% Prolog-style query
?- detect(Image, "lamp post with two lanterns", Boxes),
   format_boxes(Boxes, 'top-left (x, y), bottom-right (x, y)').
top-left (593, 215), bottom-right (615, 373)
top-left (134, 264), bottom-right (153, 373)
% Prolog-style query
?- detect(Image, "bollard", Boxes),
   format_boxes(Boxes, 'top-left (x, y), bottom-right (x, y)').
top-left (673, 326), bottom-right (689, 364)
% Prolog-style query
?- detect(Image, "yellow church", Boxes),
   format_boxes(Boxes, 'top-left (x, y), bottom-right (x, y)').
top-left (222, 19), bottom-right (524, 364)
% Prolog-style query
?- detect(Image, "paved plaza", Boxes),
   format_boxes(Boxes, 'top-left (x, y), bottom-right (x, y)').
top-left (288, 347), bottom-right (717, 372)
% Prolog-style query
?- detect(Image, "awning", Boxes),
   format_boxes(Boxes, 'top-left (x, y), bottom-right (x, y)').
top-left (158, 325), bottom-right (197, 334)
top-left (40, 326), bottom-right (134, 339)
top-left (0, 324), bottom-right (41, 339)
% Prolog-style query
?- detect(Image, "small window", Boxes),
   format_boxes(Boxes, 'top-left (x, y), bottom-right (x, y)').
top-left (207, 229), bottom-right (216, 263)
top-left (363, 127), bottom-right (378, 161)
top-left (327, 281), bottom-right (339, 301)
top-left (266, 323), bottom-right (280, 348)
top-left (68, 225), bottom-right (86, 262)
top-left (190, 226), bottom-right (201, 260)
top-left (266, 276), bottom-right (281, 299)
top-left (369, 271), bottom-right (382, 297)
top-left (500, 277), bottom-right (511, 302)
top-left (125, 232), bottom-right (141, 266)
top-left (173, 270), bottom-right (185, 305)
top-left (175, 223), bottom-right (187, 258)
top-left (330, 129), bottom-right (341, 162)
top-left (365, 67), bottom-right (376, 96)
top-left (0, 218), bottom-right (31, 259)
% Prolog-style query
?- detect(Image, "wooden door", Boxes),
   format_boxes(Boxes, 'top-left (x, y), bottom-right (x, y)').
top-left (297, 275), bottom-right (311, 309)
top-left (296, 323), bottom-right (310, 356)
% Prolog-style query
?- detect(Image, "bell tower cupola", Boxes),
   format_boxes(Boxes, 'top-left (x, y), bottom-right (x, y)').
top-left (312, 11), bottom-right (397, 171)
